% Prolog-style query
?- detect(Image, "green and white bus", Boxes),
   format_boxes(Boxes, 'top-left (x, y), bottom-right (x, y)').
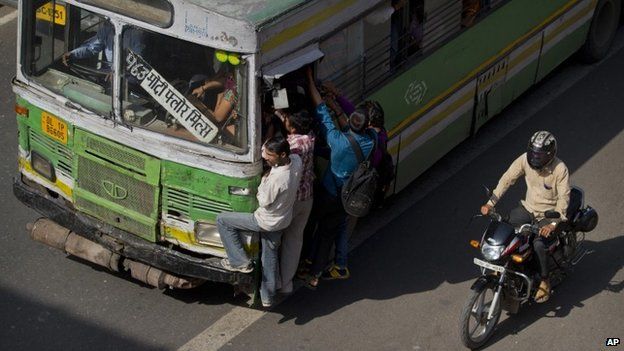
top-left (11, 0), bottom-right (620, 301)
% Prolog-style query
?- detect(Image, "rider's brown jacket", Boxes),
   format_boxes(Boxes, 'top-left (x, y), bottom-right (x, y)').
top-left (488, 153), bottom-right (571, 221)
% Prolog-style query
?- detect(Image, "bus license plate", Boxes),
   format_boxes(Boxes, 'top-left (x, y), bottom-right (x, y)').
top-left (36, 2), bottom-right (67, 26)
top-left (473, 258), bottom-right (505, 273)
top-left (41, 112), bottom-right (68, 144)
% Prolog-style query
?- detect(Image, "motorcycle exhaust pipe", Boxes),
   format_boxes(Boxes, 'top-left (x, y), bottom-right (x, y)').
top-left (29, 218), bottom-right (120, 272)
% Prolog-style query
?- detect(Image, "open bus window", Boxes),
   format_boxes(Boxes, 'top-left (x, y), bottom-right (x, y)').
top-left (23, 1), bottom-right (115, 116)
top-left (120, 27), bottom-right (248, 154)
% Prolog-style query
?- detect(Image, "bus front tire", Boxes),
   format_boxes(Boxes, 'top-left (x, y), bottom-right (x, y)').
top-left (579, 0), bottom-right (621, 63)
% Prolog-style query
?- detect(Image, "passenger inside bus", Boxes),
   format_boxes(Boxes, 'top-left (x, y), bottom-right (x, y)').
top-left (260, 94), bottom-right (288, 143)
top-left (190, 60), bottom-right (240, 139)
top-left (62, 22), bottom-right (145, 89)
top-left (367, 0), bottom-right (423, 67)
top-left (407, 2), bottom-right (424, 54)
top-left (462, 0), bottom-right (481, 27)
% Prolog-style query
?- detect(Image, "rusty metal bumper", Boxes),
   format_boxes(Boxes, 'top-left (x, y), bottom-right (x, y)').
top-left (13, 176), bottom-right (254, 285)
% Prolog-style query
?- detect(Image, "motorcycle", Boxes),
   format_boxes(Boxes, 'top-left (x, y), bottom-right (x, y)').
top-left (459, 186), bottom-right (598, 349)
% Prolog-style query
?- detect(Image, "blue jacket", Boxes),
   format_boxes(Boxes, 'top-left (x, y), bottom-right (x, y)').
top-left (315, 103), bottom-right (376, 196)
top-left (70, 24), bottom-right (145, 69)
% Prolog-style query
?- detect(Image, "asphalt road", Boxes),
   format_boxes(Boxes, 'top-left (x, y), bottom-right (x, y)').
top-left (1, 6), bottom-right (623, 351)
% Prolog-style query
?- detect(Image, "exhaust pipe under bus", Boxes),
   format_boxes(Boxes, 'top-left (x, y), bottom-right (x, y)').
top-left (28, 218), bottom-right (204, 290)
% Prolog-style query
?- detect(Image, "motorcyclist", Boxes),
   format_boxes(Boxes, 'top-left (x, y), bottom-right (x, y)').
top-left (481, 131), bottom-right (570, 303)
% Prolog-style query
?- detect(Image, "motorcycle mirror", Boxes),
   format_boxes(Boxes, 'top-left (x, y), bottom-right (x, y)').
top-left (544, 210), bottom-right (561, 219)
top-left (483, 185), bottom-right (492, 198)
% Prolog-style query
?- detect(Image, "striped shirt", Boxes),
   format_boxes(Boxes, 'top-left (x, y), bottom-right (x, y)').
top-left (288, 132), bottom-right (315, 201)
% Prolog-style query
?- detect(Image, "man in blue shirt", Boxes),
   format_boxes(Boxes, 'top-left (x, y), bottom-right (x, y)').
top-left (62, 21), bottom-right (145, 71)
top-left (302, 66), bottom-right (376, 289)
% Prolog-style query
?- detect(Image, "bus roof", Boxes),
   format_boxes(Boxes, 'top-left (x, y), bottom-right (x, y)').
top-left (186, 0), bottom-right (309, 27)
top-left (166, 0), bottom-right (382, 65)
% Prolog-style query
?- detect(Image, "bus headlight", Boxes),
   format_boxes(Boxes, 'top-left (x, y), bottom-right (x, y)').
top-left (229, 186), bottom-right (252, 196)
top-left (481, 243), bottom-right (504, 261)
top-left (195, 222), bottom-right (223, 247)
top-left (31, 151), bottom-right (56, 182)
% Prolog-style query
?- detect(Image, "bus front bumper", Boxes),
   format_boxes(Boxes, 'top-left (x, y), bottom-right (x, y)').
top-left (13, 176), bottom-right (254, 286)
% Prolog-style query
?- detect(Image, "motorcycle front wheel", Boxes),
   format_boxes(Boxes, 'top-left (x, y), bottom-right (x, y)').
top-left (459, 283), bottom-right (502, 349)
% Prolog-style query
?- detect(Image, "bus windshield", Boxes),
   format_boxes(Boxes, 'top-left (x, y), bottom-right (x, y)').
top-left (24, 2), bottom-right (114, 115)
top-left (22, 0), bottom-right (248, 154)
top-left (120, 26), bottom-right (248, 153)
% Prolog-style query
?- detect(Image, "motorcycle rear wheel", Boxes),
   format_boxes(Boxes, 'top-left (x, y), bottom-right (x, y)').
top-left (459, 284), bottom-right (502, 349)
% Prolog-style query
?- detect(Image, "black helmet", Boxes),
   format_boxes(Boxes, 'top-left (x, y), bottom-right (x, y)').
top-left (527, 131), bottom-right (557, 170)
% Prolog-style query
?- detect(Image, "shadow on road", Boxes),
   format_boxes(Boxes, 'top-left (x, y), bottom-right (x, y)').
top-left (0, 285), bottom-right (167, 351)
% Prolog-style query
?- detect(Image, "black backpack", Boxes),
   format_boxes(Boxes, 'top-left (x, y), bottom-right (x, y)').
top-left (341, 132), bottom-right (378, 217)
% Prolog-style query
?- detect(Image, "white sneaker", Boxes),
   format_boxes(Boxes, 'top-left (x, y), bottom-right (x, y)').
top-left (220, 258), bottom-right (253, 273)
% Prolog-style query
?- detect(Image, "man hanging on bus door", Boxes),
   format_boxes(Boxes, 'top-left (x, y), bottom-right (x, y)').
top-left (214, 137), bottom-right (302, 307)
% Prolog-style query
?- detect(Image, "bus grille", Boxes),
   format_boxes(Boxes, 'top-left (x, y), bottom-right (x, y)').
top-left (29, 129), bottom-right (73, 175)
top-left (164, 187), bottom-right (232, 217)
top-left (85, 136), bottom-right (146, 172)
top-left (77, 156), bottom-right (156, 217)
top-left (75, 196), bottom-right (154, 240)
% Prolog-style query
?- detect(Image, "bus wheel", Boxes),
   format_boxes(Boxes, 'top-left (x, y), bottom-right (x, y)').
top-left (579, 0), bottom-right (621, 63)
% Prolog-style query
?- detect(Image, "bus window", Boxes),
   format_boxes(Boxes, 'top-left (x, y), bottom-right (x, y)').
top-left (317, 21), bottom-right (363, 102)
top-left (364, 1), bottom-right (394, 82)
top-left (421, 0), bottom-right (462, 50)
top-left (406, 0), bottom-right (425, 54)
top-left (23, 1), bottom-right (115, 116)
top-left (321, 0), bottom-right (424, 103)
top-left (120, 27), bottom-right (248, 154)
top-left (461, 0), bottom-right (481, 27)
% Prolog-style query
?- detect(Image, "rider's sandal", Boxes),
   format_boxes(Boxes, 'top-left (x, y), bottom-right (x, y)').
top-left (534, 285), bottom-right (550, 303)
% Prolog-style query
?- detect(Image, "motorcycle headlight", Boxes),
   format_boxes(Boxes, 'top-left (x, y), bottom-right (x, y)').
top-left (194, 222), bottom-right (223, 247)
top-left (481, 243), bottom-right (505, 261)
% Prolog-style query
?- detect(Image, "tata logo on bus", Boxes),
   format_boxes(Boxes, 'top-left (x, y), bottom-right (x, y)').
top-left (405, 80), bottom-right (428, 106)
top-left (102, 180), bottom-right (128, 200)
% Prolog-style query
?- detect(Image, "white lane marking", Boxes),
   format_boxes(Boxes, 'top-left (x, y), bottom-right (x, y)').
top-left (0, 10), bottom-right (17, 26)
top-left (177, 307), bottom-right (265, 351)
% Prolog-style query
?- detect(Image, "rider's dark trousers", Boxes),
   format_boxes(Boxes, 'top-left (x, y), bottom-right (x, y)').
top-left (508, 204), bottom-right (552, 279)
top-left (507, 205), bottom-right (533, 226)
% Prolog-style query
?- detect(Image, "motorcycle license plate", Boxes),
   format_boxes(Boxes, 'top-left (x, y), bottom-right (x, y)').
top-left (473, 258), bottom-right (505, 273)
